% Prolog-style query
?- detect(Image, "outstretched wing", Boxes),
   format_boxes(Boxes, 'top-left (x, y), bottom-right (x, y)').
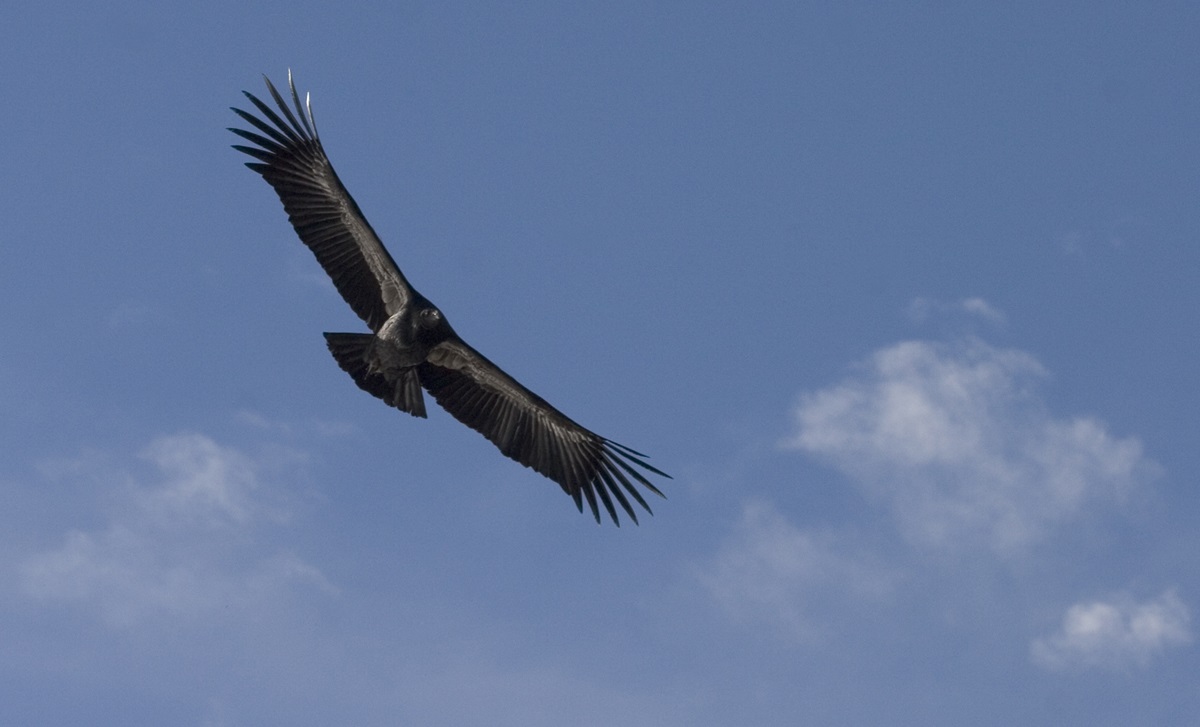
top-left (418, 338), bottom-right (669, 525)
top-left (229, 72), bottom-right (411, 332)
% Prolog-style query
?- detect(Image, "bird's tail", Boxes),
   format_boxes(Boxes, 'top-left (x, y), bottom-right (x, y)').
top-left (323, 332), bottom-right (427, 418)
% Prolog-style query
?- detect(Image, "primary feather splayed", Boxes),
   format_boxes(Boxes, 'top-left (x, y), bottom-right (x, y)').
top-left (229, 72), bottom-right (668, 525)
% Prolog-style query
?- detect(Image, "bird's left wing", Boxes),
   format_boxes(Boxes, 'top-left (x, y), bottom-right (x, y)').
top-left (229, 72), bottom-right (412, 332)
top-left (419, 339), bottom-right (669, 525)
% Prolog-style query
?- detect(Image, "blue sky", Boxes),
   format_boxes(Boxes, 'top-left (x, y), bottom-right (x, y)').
top-left (2, 2), bottom-right (1198, 725)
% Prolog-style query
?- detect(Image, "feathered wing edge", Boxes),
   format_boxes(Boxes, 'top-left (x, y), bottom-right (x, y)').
top-left (228, 72), bottom-right (409, 332)
top-left (231, 70), bottom-right (319, 165)
top-left (418, 340), bottom-right (669, 526)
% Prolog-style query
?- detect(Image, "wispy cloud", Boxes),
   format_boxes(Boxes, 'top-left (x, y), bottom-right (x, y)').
top-left (784, 338), bottom-right (1154, 555)
top-left (907, 297), bottom-right (1007, 326)
top-left (1031, 590), bottom-right (1192, 671)
top-left (137, 433), bottom-right (267, 525)
top-left (697, 500), bottom-right (895, 641)
top-left (19, 433), bottom-right (334, 628)
top-left (235, 409), bottom-right (359, 439)
top-left (1058, 227), bottom-right (1126, 256)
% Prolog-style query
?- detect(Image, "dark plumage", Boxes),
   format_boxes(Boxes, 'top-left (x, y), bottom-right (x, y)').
top-left (229, 72), bottom-right (668, 525)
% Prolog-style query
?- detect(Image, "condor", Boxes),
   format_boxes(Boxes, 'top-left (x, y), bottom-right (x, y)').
top-left (230, 73), bottom-right (668, 525)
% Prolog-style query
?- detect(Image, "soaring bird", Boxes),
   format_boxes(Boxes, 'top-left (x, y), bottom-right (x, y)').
top-left (229, 72), bottom-right (668, 525)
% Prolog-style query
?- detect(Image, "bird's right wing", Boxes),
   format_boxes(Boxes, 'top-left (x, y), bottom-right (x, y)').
top-left (419, 338), bottom-right (669, 525)
top-left (230, 72), bottom-right (411, 332)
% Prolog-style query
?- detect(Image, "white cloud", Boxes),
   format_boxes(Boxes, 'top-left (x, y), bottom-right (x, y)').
top-left (698, 500), bottom-right (895, 641)
top-left (959, 297), bottom-right (1006, 324)
top-left (235, 409), bottom-right (359, 438)
top-left (19, 433), bottom-right (334, 628)
top-left (1031, 590), bottom-right (1192, 671)
top-left (785, 338), bottom-right (1153, 554)
top-left (137, 433), bottom-right (263, 524)
top-left (907, 296), bottom-right (1006, 326)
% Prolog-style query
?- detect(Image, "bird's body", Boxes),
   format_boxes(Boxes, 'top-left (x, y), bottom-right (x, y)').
top-left (229, 72), bottom-right (668, 525)
top-left (352, 297), bottom-right (449, 417)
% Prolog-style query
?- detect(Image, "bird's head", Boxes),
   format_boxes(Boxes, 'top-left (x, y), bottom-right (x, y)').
top-left (418, 307), bottom-right (443, 328)
top-left (414, 305), bottom-right (453, 343)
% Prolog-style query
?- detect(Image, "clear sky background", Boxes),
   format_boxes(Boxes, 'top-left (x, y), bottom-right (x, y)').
top-left (2, 2), bottom-right (1198, 725)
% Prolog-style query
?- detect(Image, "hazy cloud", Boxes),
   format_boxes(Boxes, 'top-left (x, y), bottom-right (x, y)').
top-left (235, 409), bottom-right (360, 439)
top-left (137, 433), bottom-right (264, 524)
top-left (698, 500), bottom-right (895, 641)
top-left (907, 297), bottom-right (1006, 326)
top-left (1031, 590), bottom-right (1192, 671)
top-left (19, 433), bottom-right (333, 628)
top-left (785, 338), bottom-right (1153, 555)
top-left (1059, 227), bottom-right (1125, 256)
